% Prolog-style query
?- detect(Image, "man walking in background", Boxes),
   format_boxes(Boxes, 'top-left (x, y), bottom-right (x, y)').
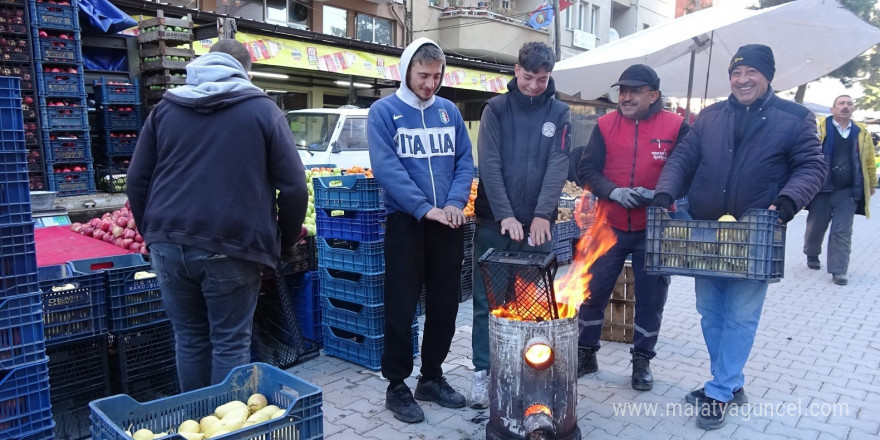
top-left (804, 95), bottom-right (876, 285)
top-left (576, 64), bottom-right (688, 391)
top-left (368, 38), bottom-right (474, 424)
top-left (127, 40), bottom-right (308, 391)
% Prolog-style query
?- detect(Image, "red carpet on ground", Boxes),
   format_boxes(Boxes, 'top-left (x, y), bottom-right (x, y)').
top-left (35, 226), bottom-right (130, 267)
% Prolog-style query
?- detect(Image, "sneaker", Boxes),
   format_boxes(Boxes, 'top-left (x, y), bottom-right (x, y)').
top-left (631, 353), bottom-right (653, 391)
top-left (807, 256), bottom-right (821, 270)
top-left (577, 347), bottom-right (598, 377)
top-left (467, 370), bottom-right (489, 409)
top-left (385, 383), bottom-right (424, 423)
top-left (696, 397), bottom-right (728, 430)
top-left (832, 273), bottom-right (848, 285)
top-left (414, 376), bottom-right (466, 408)
top-left (685, 387), bottom-right (748, 406)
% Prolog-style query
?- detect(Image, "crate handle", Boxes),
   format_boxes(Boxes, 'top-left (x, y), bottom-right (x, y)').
top-left (89, 261), bottom-right (116, 271)
top-left (278, 384), bottom-right (303, 401)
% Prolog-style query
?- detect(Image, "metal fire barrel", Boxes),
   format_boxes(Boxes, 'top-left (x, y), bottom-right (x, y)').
top-left (488, 314), bottom-right (581, 440)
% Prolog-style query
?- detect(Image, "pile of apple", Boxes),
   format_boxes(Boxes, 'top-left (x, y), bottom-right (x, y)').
top-left (125, 393), bottom-right (285, 440)
top-left (301, 168), bottom-right (343, 236)
top-left (69, 203), bottom-right (148, 255)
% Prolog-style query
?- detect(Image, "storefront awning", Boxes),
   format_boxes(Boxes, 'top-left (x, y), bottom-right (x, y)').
top-left (193, 32), bottom-right (511, 93)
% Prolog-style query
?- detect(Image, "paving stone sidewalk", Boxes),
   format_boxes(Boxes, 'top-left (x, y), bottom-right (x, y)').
top-left (287, 210), bottom-right (880, 440)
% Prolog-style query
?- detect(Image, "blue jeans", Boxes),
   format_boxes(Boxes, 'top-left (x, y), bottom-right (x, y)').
top-left (577, 228), bottom-right (669, 357)
top-left (695, 277), bottom-right (769, 403)
top-left (149, 242), bottom-right (262, 391)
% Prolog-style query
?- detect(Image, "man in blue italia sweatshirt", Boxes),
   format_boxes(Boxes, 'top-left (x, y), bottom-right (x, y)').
top-left (368, 38), bottom-right (474, 424)
top-left (127, 40), bottom-right (307, 392)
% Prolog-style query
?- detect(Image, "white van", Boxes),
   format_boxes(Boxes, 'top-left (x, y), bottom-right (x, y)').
top-left (287, 107), bottom-right (371, 169)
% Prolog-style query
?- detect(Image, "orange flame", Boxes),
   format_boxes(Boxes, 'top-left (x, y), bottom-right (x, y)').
top-left (490, 274), bottom-right (556, 320)
top-left (553, 194), bottom-right (617, 319)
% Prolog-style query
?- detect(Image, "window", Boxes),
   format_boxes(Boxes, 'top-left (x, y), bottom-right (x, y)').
top-left (578, 3), bottom-right (586, 31)
top-left (338, 118), bottom-right (368, 151)
top-left (591, 5), bottom-right (599, 33)
top-left (356, 14), bottom-right (392, 45)
top-left (264, 0), bottom-right (308, 28)
top-left (219, 0), bottom-right (264, 21)
top-left (324, 5), bottom-right (347, 37)
top-left (564, 6), bottom-right (573, 29)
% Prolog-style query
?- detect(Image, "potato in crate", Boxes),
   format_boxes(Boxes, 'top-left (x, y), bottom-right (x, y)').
top-left (89, 363), bottom-right (323, 440)
top-left (645, 208), bottom-right (785, 281)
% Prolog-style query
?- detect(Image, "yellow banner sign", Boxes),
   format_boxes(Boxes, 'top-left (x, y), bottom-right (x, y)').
top-left (193, 32), bottom-right (510, 93)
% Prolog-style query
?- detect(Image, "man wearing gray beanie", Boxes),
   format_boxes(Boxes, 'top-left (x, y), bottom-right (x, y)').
top-left (650, 44), bottom-right (826, 430)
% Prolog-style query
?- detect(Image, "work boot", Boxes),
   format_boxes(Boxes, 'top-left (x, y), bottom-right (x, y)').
top-left (577, 347), bottom-right (598, 377)
top-left (467, 370), bottom-right (489, 409)
top-left (832, 273), bottom-right (848, 285)
top-left (385, 382), bottom-right (424, 423)
top-left (414, 376), bottom-right (466, 408)
top-left (631, 353), bottom-right (653, 391)
top-left (686, 387), bottom-right (748, 406)
top-left (807, 256), bottom-right (821, 270)
top-left (696, 396), bottom-right (728, 430)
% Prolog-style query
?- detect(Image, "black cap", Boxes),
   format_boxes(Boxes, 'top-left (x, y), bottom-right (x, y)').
top-left (612, 64), bottom-right (660, 90)
top-left (728, 44), bottom-right (775, 82)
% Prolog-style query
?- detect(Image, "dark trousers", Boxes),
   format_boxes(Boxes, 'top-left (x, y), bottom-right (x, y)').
top-left (804, 189), bottom-right (857, 275)
top-left (382, 212), bottom-right (464, 383)
top-left (577, 228), bottom-right (669, 358)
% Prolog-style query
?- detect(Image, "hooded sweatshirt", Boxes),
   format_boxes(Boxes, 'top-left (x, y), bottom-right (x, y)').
top-left (367, 38), bottom-right (474, 219)
top-left (126, 52), bottom-right (307, 268)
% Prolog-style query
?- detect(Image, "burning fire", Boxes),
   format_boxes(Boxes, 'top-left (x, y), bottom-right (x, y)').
top-left (490, 193), bottom-right (617, 321)
top-left (554, 195), bottom-right (617, 318)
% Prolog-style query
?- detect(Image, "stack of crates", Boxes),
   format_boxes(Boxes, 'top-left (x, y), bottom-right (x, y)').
top-left (0, 75), bottom-right (54, 439)
top-left (0, 0), bottom-right (43, 190)
top-left (69, 254), bottom-right (178, 402)
top-left (29, 0), bottom-right (93, 197)
top-left (137, 10), bottom-right (194, 111)
top-left (552, 220), bottom-right (578, 265)
top-left (91, 78), bottom-right (140, 194)
top-left (37, 261), bottom-right (109, 440)
top-left (459, 220), bottom-right (476, 303)
top-left (313, 174), bottom-right (417, 370)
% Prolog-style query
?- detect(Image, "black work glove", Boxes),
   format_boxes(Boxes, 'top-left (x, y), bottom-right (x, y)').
top-left (772, 196), bottom-right (796, 224)
top-left (632, 187), bottom-right (655, 207)
top-left (650, 192), bottom-right (674, 209)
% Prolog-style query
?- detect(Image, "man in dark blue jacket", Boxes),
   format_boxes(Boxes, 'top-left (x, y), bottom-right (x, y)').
top-left (652, 44), bottom-right (825, 430)
top-left (127, 40), bottom-right (307, 391)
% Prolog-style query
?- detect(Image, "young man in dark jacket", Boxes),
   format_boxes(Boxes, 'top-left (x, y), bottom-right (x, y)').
top-left (468, 42), bottom-right (571, 409)
top-left (651, 44), bottom-right (826, 430)
top-left (126, 40), bottom-right (307, 391)
top-left (576, 64), bottom-right (689, 391)
top-left (368, 38), bottom-right (474, 424)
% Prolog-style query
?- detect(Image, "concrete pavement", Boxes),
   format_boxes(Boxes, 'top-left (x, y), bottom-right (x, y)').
top-left (287, 209), bottom-right (880, 439)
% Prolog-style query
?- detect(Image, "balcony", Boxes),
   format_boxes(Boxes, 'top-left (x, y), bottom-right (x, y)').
top-left (438, 7), bottom-right (549, 65)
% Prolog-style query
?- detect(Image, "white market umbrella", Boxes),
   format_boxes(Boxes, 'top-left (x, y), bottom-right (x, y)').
top-left (553, 0), bottom-right (880, 101)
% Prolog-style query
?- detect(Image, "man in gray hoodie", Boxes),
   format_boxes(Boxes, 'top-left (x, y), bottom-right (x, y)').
top-left (127, 40), bottom-right (307, 391)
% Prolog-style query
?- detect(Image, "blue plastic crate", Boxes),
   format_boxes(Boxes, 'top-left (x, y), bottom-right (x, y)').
top-left (316, 207), bottom-right (385, 242)
top-left (90, 363), bottom-right (323, 440)
top-left (52, 385), bottom-right (108, 440)
top-left (322, 324), bottom-right (418, 371)
top-left (553, 239), bottom-right (573, 265)
top-left (21, 423), bottom-right (57, 440)
top-left (554, 220), bottom-right (578, 241)
top-left (316, 237), bottom-right (384, 274)
top-left (30, 0), bottom-right (79, 30)
top-left (96, 104), bottom-right (142, 130)
top-left (94, 79), bottom-right (141, 104)
top-left (0, 359), bottom-right (54, 440)
top-left (39, 96), bottom-right (88, 130)
top-left (0, 76), bottom-right (24, 135)
top-left (37, 263), bottom-right (108, 346)
top-left (35, 63), bottom-right (84, 97)
top-left (42, 131), bottom-right (90, 162)
top-left (645, 208), bottom-right (786, 282)
top-left (1, 150), bottom-right (32, 224)
top-left (321, 296), bottom-right (384, 337)
top-left (0, 39), bottom-right (31, 62)
top-left (289, 271), bottom-right (322, 343)
top-left (110, 322), bottom-right (176, 384)
top-left (119, 365), bottom-right (180, 402)
top-left (0, 292), bottom-right (46, 369)
top-left (46, 161), bottom-right (95, 196)
top-left (69, 254), bottom-right (168, 332)
top-left (313, 175), bottom-right (383, 210)
top-left (46, 334), bottom-right (110, 401)
top-left (317, 267), bottom-right (384, 306)
top-left (93, 131), bottom-right (138, 156)
top-left (0, 221), bottom-right (38, 298)
top-left (34, 31), bottom-right (82, 64)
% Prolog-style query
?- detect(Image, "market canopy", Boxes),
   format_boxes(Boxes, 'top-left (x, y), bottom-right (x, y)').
top-left (553, 0), bottom-right (880, 100)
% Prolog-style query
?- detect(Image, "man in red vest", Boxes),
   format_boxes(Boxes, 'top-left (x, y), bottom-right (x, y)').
top-left (576, 64), bottom-right (688, 390)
